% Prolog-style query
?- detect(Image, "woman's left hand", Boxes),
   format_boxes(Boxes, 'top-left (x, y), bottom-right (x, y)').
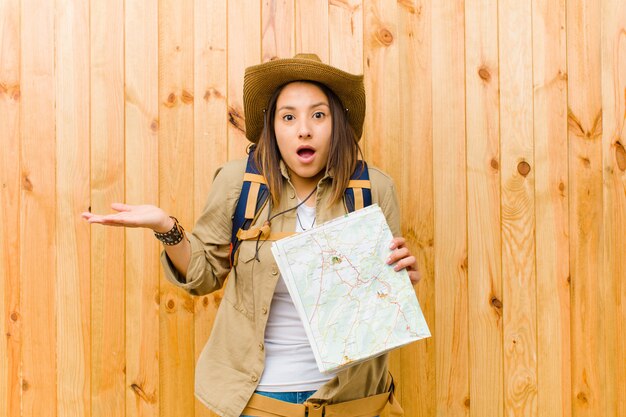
top-left (388, 237), bottom-right (421, 285)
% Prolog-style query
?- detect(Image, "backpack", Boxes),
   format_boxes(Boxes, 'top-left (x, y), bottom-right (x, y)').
top-left (229, 145), bottom-right (372, 267)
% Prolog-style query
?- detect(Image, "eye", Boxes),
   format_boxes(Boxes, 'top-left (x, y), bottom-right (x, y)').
top-left (313, 111), bottom-right (326, 119)
top-left (282, 114), bottom-right (295, 121)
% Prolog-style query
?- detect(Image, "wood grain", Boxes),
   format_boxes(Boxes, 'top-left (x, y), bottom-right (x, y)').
top-left (567, 1), bottom-right (605, 416)
top-left (499, 0), bottom-right (538, 416)
top-left (227, 0), bottom-right (260, 158)
top-left (158, 0), bottom-right (195, 415)
top-left (90, 0), bottom-right (126, 415)
top-left (329, 0), bottom-right (363, 74)
top-left (0, 0), bottom-right (21, 416)
top-left (363, 2), bottom-right (402, 414)
top-left (465, 0), bottom-right (504, 415)
top-left (396, 1), bottom-right (434, 416)
top-left (295, 0), bottom-right (328, 59)
top-left (262, 0), bottom-right (294, 62)
top-left (55, 0), bottom-right (91, 415)
top-left (125, 0), bottom-right (160, 416)
top-left (20, 0), bottom-right (57, 415)
top-left (194, 0), bottom-right (228, 415)
top-left (601, 0), bottom-right (626, 415)
top-left (533, 0), bottom-right (571, 416)
top-left (432, 0), bottom-right (469, 415)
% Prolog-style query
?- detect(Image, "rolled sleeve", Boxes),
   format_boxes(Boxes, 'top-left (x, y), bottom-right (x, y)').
top-left (160, 160), bottom-right (245, 296)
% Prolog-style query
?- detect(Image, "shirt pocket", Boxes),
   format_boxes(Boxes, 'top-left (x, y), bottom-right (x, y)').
top-left (223, 240), bottom-right (259, 318)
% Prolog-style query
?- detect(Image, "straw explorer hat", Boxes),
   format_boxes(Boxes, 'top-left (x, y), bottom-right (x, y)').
top-left (243, 53), bottom-right (366, 143)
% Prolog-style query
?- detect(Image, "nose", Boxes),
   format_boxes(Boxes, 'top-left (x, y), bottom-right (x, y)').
top-left (297, 119), bottom-right (312, 139)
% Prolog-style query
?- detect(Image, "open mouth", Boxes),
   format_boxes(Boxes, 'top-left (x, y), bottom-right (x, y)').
top-left (296, 146), bottom-right (316, 162)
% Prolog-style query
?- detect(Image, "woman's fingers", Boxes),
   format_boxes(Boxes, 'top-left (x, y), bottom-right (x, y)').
top-left (389, 236), bottom-right (406, 250)
top-left (388, 236), bottom-right (422, 285)
top-left (81, 203), bottom-right (167, 230)
top-left (111, 202), bottom-right (133, 212)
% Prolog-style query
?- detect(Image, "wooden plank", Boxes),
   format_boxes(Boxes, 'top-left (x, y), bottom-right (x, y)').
top-left (499, 0), bottom-right (537, 416)
top-left (20, 0), bottom-right (57, 415)
top-left (158, 0), bottom-right (196, 415)
top-left (0, 0), bottom-right (21, 415)
top-left (396, 1), bottom-right (435, 416)
top-left (194, 0), bottom-right (228, 415)
top-left (90, 0), bottom-right (126, 415)
top-left (363, 3), bottom-right (402, 413)
top-left (227, 0), bottom-right (260, 158)
top-left (600, 0), bottom-right (626, 415)
top-left (566, 1), bottom-right (605, 416)
top-left (125, 0), bottom-right (160, 416)
top-left (262, 0), bottom-right (294, 61)
top-left (464, 0), bottom-right (504, 415)
top-left (55, 0), bottom-right (91, 415)
top-left (295, 0), bottom-right (328, 59)
top-left (532, 0), bottom-right (571, 416)
top-left (362, 0), bottom-right (400, 170)
top-left (329, 0), bottom-right (363, 74)
top-left (431, 0), bottom-right (469, 415)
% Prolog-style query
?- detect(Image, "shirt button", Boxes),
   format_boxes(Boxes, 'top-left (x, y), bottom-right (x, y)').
top-left (258, 343), bottom-right (264, 351)
top-left (271, 268), bottom-right (278, 276)
top-left (289, 190), bottom-right (295, 199)
top-left (251, 375), bottom-right (258, 382)
top-left (262, 306), bottom-right (268, 315)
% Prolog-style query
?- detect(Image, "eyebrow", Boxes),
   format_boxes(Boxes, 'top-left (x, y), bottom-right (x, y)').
top-left (277, 102), bottom-right (330, 112)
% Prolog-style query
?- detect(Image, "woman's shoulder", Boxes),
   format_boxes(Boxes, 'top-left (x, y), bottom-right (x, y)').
top-left (366, 164), bottom-right (396, 188)
top-left (212, 157), bottom-right (248, 183)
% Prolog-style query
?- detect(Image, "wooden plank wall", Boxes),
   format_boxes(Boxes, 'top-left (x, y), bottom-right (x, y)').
top-left (0, 1), bottom-right (624, 416)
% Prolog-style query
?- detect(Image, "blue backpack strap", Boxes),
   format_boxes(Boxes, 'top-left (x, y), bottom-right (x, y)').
top-left (344, 160), bottom-right (372, 212)
top-left (230, 146), bottom-right (269, 267)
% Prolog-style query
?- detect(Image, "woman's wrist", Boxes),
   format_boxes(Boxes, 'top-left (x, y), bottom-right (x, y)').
top-left (153, 214), bottom-right (175, 234)
top-left (153, 216), bottom-right (187, 246)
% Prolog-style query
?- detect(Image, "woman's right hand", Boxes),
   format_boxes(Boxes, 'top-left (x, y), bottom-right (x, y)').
top-left (81, 203), bottom-right (173, 233)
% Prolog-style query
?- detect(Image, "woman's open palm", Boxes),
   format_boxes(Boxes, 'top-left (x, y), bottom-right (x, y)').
top-left (81, 203), bottom-right (170, 231)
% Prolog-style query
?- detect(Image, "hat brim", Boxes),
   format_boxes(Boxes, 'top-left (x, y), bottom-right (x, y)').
top-left (243, 58), bottom-right (365, 143)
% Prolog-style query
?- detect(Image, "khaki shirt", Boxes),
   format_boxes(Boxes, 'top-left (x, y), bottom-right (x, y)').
top-left (161, 158), bottom-right (402, 417)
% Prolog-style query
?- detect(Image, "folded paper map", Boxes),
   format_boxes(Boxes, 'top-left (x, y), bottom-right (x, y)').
top-left (271, 204), bottom-right (431, 374)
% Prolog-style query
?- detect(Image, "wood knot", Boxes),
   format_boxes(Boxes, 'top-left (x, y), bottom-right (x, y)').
top-left (165, 93), bottom-right (177, 107)
top-left (490, 158), bottom-right (499, 170)
top-left (615, 141), bottom-right (626, 171)
top-left (202, 296), bottom-right (210, 307)
top-left (165, 299), bottom-right (175, 311)
top-left (517, 161), bottom-right (531, 177)
top-left (22, 175), bottom-right (33, 191)
top-left (464, 397), bottom-right (470, 408)
top-left (490, 297), bottom-right (503, 310)
top-left (181, 89), bottom-right (194, 104)
top-left (228, 106), bottom-right (245, 134)
top-left (478, 66), bottom-right (491, 82)
top-left (576, 391), bottom-right (588, 404)
top-left (130, 383), bottom-right (155, 403)
top-left (11, 85), bottom-right (20, 100)
top-left (150, 119), bottom-right (159, 132)
top-left (376, 28), bottom-right (394, 46)
top-left (22, 380), bottom-right (29, 391)
top-left (10, 312), bottom-right (19, 322)
top-left (204, 88), bottom-right (224, 101)
top-left (213, 292), bottom-right (223, 307)
top-left (460, 257), bottom-right (468, 271)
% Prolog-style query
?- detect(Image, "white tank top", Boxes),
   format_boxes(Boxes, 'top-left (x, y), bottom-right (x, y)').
top-left (256, 202), bottom-right (336, 391)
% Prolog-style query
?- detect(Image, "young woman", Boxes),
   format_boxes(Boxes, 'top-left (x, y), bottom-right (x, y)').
top-left (82, 54), bottom-right (420, 417)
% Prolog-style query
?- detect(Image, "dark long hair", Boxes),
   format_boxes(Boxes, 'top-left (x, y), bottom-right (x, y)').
top-left (253, 81), bottom-right (363, 207)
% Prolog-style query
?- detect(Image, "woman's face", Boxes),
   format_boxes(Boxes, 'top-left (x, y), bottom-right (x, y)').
top-left (273, 82), bottom-right (332, 192)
